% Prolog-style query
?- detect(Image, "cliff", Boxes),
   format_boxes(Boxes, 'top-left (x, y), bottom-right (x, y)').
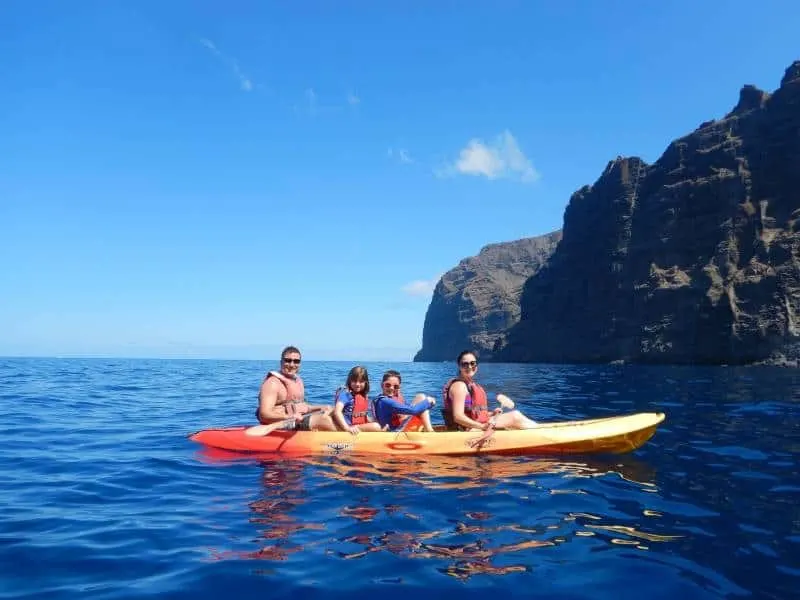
top-left (495, 60), bottom-right (800, 366)
top-left (413, 231), bottom-right (562, 362)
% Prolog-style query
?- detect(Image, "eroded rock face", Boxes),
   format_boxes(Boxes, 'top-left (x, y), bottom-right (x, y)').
top-left (495, 60), bottom-right (800, 366)
top-left (413, 232), bottom-right (562, 362)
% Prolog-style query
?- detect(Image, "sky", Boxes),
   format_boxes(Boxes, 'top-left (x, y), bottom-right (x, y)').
top-left (1, 1), bottom-right (798, 361)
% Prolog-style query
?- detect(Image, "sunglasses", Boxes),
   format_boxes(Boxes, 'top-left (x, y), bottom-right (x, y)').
top-left (382, 383), bottom-right (401, 391)
top-left (282, 358), bottom-right (301, 365)
top-left (459, 360), bottom-right (478, 368)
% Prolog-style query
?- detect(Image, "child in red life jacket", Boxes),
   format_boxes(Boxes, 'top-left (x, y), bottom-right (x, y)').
top-left (373, 369), bottom-right (436, 432)
top-left (332, 366), bottom-right (385, 435)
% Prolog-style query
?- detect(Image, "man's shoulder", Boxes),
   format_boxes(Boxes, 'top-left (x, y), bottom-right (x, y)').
top-left (262, 375), bottom-right (287, 392)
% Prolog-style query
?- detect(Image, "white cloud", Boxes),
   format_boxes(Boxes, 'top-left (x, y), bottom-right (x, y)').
top-left (388, 147), bottom-right (414, 164)
top-left (438, 130), bottom-right (539, 183)
top-left (305, 88), bottom-right (318, 115)
top-left (296, 89), bottom-right (359, 116)
top-left (199, 37), bottom-right (253, 92)
top-left (401, 277), bottom-right (439, 297)
top-left (232, 62), bottom-right (253, 91)
top-left (199, 38), bottom-right (219, 55)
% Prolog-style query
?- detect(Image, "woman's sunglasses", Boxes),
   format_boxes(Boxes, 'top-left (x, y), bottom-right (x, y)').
top-left (382, 383), bottom-right (401, 391)
top-left (459, 360), bottom-right (478, 368)
top-left (282, 358), bottom-right (301, 365)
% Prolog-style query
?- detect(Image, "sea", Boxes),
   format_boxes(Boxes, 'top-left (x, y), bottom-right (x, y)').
top-left (1, 357), bottom-right (798, 600)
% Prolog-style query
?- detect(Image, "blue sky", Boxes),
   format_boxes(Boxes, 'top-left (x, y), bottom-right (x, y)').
top-left (1, 1), bottom-right (798, 361)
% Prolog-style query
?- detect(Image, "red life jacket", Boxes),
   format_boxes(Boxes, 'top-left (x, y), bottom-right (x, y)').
top-left (442, 377), bottom-right (489, 429)
top-left (335, 387), bottom-right (371, 425)
top-left (390, 392), bottom-right (406, 428)
top-left (351, 393), bottom-right (370, 425)
top-left (256, 371), bottom-right (307, 421)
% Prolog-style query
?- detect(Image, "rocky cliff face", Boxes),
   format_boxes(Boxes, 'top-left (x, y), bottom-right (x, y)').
top-left (495, 60), bottom-right (800, 366)
top-left (413, 231), bottom-right (562, 362)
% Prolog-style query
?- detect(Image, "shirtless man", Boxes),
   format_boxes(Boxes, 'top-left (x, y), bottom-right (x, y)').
top-left (255, 346), bottom-right (337, 431)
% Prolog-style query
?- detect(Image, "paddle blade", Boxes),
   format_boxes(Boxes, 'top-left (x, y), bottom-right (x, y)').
top-left (496, 394), bottom-right (515, 409)
top-left (400, 415), bottom-right (425, 432)
top-left (244, 424), bottom-right (273, 437)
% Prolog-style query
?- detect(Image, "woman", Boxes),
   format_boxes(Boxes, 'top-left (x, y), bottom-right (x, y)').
top-left (442, 350), bottom-right (538, 431)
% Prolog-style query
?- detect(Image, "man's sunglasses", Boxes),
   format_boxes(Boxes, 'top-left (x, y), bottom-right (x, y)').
top-left (282, 358), bottom-right (301, 365)
top-left (459, 360), bottom-right (478, 368)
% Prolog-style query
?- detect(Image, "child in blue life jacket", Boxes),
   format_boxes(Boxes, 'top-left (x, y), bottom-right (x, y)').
top-left (332, 365), bottom-right (385, 435)
top-left (373, 369), bottom-right (436, 432)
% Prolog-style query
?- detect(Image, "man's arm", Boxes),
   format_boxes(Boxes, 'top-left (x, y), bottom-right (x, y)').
top-left (256, 378), bottom-right (289, 423)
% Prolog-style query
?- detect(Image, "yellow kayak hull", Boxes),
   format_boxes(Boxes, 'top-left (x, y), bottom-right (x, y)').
top-left (189, 412), bottom-right (666, 456)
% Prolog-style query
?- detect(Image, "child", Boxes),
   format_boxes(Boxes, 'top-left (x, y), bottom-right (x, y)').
top-left (332, 366), bottom-right (385, 435)
top-left (373, 369), bottom-right (436, 432)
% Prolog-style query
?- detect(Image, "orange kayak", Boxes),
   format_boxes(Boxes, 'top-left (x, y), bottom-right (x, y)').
top-left (188, 412), bottom-right (665, 456)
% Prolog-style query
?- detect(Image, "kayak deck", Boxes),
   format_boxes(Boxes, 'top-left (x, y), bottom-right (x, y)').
top-left (188, 412), bottom-right (666, 456)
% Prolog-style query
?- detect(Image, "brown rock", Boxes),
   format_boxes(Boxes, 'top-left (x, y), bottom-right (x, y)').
top-left (413, 232), bottom-right (561, 362)
top-left (494, 59), bottom-right (800, 366)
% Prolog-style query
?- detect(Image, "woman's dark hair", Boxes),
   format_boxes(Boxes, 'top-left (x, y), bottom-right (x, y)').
top-left (456, 349), bottom-right (477, 365)
top-left (382, 369), bottom-right (402, 383)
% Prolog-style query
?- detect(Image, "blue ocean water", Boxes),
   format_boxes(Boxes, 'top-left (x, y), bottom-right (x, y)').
top-left (1, 357), bottom-right (798, 600)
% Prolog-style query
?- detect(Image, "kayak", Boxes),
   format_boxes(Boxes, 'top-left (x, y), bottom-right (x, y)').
top-left (188, 412), bottom-right (666, 456)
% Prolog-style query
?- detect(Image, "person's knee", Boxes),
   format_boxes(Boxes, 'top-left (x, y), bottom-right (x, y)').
top-left (312, 414), bottom-right (336, 431)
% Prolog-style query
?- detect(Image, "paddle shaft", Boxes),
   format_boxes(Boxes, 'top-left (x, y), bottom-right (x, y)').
top-left (244, 407), bottom-right (327, 437)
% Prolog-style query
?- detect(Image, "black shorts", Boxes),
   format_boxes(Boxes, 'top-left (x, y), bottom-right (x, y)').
top-left (255, 411), bottom-right (314, 431)
top-left (282, 413), bottom-right (313, 431)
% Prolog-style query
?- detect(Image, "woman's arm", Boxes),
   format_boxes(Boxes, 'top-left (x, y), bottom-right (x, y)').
top-left (382, 395), bottom-right (434, 416)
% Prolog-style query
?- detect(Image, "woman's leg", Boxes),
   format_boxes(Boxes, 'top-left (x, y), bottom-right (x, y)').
top-left (493, 410), bottom-right (538, 430)
top-left (419, 409), bottom-right (435, 432)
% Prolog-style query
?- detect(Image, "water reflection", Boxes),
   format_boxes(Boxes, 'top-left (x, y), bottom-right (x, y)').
top-left (307, 453), bottom-right (660, 490)
top-left (198, 449), bottom-right (687, 581)
top-left (329, 502), bottom-right (682, 581)
top-left (206, 459), bottom-right (318, 563)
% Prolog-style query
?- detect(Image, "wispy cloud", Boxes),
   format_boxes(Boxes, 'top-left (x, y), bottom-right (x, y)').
top-left (437, 130), bottom-right (539, 183)
top-left (295, 88), bottom-right (357, 117)
top-left (305, 88), bottom-right (318, 115)
top-left (199, 37), bottom-right (253, 92)
top-left (401, 277), bottom-right (440, 297)
top-left (388, 147), bottom-right (414, 164)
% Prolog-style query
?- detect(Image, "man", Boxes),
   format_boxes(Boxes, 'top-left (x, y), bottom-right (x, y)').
top-left (255, 346), bottom-right (337, 431)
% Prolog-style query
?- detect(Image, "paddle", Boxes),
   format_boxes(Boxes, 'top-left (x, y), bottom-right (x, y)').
top-left (467, 393), bottom-right (515, 448)
top-left (496, 393), bottom-right (515, 410)
top-left (244, 407), bottom-right (327, 437)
